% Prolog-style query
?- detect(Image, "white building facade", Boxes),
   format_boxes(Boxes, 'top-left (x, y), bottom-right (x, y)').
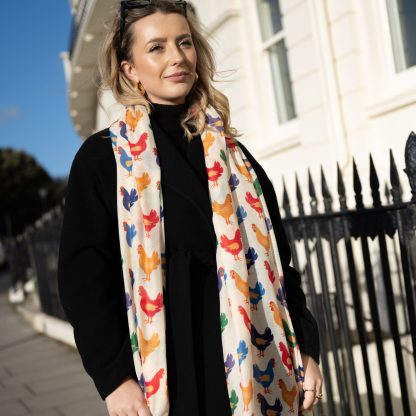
top-left (64, 2), bottom-right (416, 413)
top-left (65, 0), bottom-right (416, 205)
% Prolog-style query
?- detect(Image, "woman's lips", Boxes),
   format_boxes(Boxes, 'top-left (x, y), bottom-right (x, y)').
top-left (165, 73), bottom-right (189, 82)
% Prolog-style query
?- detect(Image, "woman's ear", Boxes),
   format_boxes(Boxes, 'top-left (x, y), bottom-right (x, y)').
top-left (120, 60), bottom-right (139, 84)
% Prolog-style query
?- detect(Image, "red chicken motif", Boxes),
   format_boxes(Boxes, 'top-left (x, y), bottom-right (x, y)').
top-left (245, 191), bottom-right (264, 218)
top-left (206, 160), bottom-right (224, 187)
top-left (139, 285), bottom-right (163, 324)
top-left (220, 229), bottom-right (243, 261)
top-left (225, 135), bottom-right (238, 152)
top-left (128, 132), bottom-right (148, 160)
top-left (144, 368), bottom-right (165, 402)
top-left (264, 260), bottom-right (276, 283)
top-left (278, 341), bottom-right (293, 375)
top-left (141, 209), bottom-right (159, 238)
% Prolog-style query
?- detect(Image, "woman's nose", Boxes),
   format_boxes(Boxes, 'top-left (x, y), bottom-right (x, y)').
top-left (167, 45), bottom-right (185, 64)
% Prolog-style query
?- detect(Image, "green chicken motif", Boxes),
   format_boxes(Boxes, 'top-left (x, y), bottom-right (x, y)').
top-left (220, 312), bottom-right (228, 333)
top-left (131, 331), bottom-right (138, 353)
top-left (229, 389), bottom-right (239, 414)
top-left (283, 319), bottom-right (298, 349)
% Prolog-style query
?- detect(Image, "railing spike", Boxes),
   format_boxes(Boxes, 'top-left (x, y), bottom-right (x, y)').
top-left (389, 149), bottom-right (402, 204)
top-left (404, 131), bottom-right (416, 203)
top-left (320, 165), bottom-right (333, 212)
top-left (295, 173), bottom-right (305, 216)
top-left (308, 169), bottom-right (318, 214)
top-left (281, 177), bottom-right (292, 218)
top-left (369, 153), bottom-right (381, 207)
top-left (337, 162), bottom-right (347, 210)
top-left (308, 168), bottom-right (317, 199)
top-left (353, 158), bottom-right (364, 209)
top-left (384, 182), bottom-right (391, 204)
top-left (295, 172), bottom-right (303, 203)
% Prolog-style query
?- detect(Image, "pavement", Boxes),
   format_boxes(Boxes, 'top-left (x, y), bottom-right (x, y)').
top-left (0, 271), bottom-right (108, 416)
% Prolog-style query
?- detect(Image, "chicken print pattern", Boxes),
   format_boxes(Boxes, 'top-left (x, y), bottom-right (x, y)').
top-left (110, 105), bottom-right (305, 416)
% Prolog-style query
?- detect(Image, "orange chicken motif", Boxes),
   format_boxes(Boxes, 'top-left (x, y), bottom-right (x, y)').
top-left (212, 193), bottom-right (234, 224)
top-left (239, 379), bottom-right (254, 412)
top-left (126, 108), bottom-right (143, 131)
top-left (278, 378), bottom-right (298, 413)
top-left (230, 269), bottom-right (249, 304)
top-left (135, 172), bottom-right (151, 197)
top-left (251, 224), bottom-right (271, 254)
top-left (202, 131), bottom-right (216, 156)
top-left (139, 286), bottom-right (163, 324)
top-left (236, 161), bottom-right (252, 182)
top-left (269, 301), bottom-right (285, 334)
top-left (138, 327), bottom-right (160, 363)
top-left (136, 244), bottom-right (161, 281)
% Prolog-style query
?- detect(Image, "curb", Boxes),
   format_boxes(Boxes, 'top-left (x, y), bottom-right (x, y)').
top-left (14, 298), bottom-right (76, 349)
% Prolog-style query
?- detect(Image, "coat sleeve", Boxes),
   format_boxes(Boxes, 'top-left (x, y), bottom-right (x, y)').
top-left (57, 144), bottom-right (137, 400)
top-left (237, 140), bottom-right (320, 365)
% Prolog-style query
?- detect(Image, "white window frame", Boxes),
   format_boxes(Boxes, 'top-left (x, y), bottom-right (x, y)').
top-left (365, 0), bottom-right (416, 118)
top-left (245, 0), bottom-right (300, 153)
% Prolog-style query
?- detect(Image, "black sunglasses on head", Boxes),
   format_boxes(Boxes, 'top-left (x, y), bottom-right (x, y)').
top-left (119, 0), bottom-right (188, 55)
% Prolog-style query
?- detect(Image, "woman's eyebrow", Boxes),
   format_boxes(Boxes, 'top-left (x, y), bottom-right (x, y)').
top-left (145, 33), bottom-right (192, 45)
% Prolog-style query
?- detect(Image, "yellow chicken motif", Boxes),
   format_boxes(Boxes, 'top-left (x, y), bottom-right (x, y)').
top-left (139, 327), bottom-right (160, 363)
top-left (251, 224), bottom-right (271, 255)
top-left (136, 244), bottom-right (161, 281)
top-left (126, 108), bottom-right (143, 131)
top-left (135, 172), bottom-right (151, 197)
top-left (269, 301), bottom-right (285, 334)
top-left (230, 270), bottom-right (249, 304)
top-left (236, 161), bottom-right (252, 182)
top-left (202, 131), bottom-right (215, 156)
top-left (239, 379), bottom-right (253, 412)
top-left (212, 194), bottom-right (234, 224)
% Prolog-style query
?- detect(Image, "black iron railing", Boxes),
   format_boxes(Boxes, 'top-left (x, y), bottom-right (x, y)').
top-left (281, 132), bottom-right (416, 416)
top-left (4, 132), bottom-right (416, 415)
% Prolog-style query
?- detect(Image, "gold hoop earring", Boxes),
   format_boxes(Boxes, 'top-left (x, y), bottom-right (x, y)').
top-left (137, 81), bottom-right (146, 95)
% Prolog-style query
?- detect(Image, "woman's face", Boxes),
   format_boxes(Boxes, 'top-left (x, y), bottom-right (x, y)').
top-left (121, 12), bottom-right (197, 105)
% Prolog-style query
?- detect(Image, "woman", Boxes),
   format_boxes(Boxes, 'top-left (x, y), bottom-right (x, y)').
top-left (57, 1), bottom-right (323, 415)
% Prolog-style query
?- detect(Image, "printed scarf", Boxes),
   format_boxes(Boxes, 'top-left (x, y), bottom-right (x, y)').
top-left (109, 104), bottom-right (305, 415)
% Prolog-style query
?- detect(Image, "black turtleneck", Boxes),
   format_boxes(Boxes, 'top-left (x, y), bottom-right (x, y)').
top-left (149, 101), bottom-right (189, 152)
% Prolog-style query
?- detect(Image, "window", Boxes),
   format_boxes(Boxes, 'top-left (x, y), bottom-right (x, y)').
top-left (256, 0), bottom-right (296, 123)
top-left (386, 0), bottom-right (416, 72)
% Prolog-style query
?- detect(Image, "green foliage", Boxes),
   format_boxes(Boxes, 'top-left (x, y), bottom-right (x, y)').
top-left (0, 148), bottom-right (66, 237)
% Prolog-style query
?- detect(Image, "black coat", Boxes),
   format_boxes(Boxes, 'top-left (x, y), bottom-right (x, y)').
top-left (57, 105), bottom-right (320, 413)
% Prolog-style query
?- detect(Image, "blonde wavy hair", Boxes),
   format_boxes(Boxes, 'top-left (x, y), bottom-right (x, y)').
top-left (98, 0), bottom-right (240, 142)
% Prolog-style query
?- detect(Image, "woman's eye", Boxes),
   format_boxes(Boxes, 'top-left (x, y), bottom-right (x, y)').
top-left (149, 40), bottom-right (192, 52)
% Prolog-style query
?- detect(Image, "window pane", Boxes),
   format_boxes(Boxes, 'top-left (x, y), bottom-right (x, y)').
top-left (268, 40), bottom-right (296, 123)
top-left (386, 0), bottom-right (416, 72)
top-left (257, 0), bottom-right (283, 41)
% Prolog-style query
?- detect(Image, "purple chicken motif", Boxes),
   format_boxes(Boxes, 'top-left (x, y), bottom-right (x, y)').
top-left (206, 113), bottom-right (224, 133)
top-left (224, 353), bottom-right (235, 380)
top-left (125, 292), bottom-right (132, 310)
